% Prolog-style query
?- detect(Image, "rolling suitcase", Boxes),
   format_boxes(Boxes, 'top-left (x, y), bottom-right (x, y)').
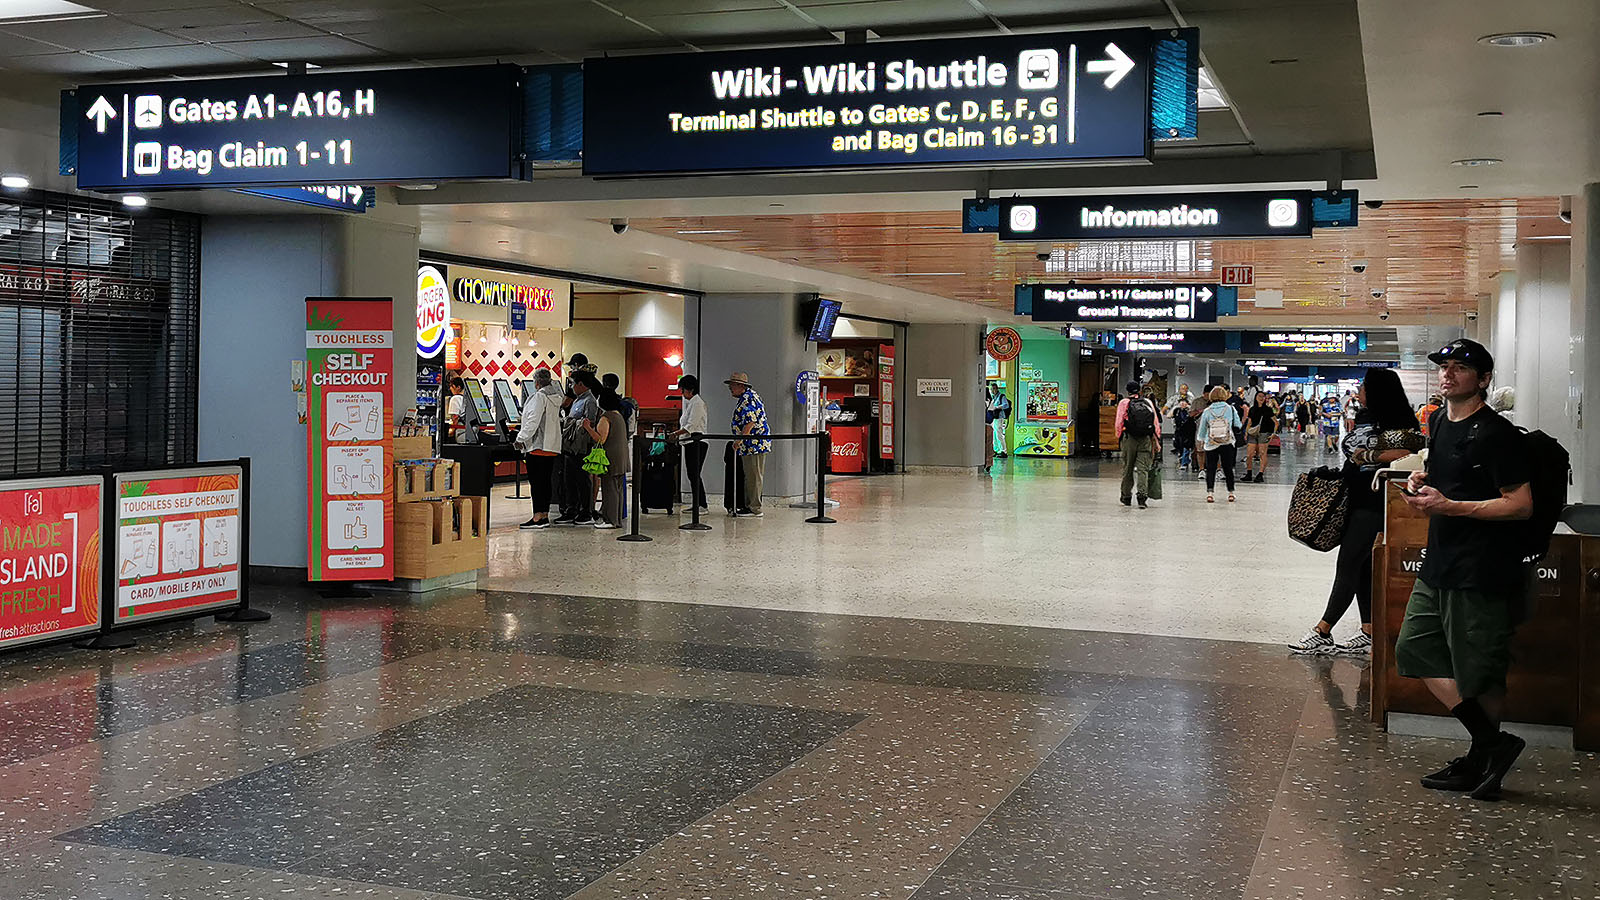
top-left (723, 441), bottom-right (741, 514)
top-left (640, 439), bottom-right (679, 514)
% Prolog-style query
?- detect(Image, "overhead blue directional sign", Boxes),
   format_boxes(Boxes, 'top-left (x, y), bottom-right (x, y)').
top-left (72, 65), bottom-right (520, 191)
top-left (989, 190), bottom-right (1315, 240)
top-left (1240, 331), bottom-right (1364, 356)
top-left (583, 28), bottom-right (1158, 176)
top-left (1112, 329), bottom-right (1227, 354)
top-left (235, 184), bottom-right (372, 212)
top-left (1018, 282), bottom-right (1219, 323)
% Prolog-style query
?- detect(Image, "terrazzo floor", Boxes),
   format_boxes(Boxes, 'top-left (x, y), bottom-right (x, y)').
top-left (5, 447), bottom-right (1596, 899)
top-left (483, 443), bottom-right (1348, 645)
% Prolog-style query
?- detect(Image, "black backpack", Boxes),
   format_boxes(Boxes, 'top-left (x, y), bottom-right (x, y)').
top-left (1124, 399), bottom-right (1156, 437)
top-left (1517, 427), bottom-right (1570, 563)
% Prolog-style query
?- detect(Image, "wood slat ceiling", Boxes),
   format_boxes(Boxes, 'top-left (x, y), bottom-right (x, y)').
top-left (629, 197), bottom-right (1564, 318)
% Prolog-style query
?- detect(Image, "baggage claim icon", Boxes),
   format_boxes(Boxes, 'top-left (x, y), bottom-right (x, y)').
top-left (416, 265), bottom-right (452, 358)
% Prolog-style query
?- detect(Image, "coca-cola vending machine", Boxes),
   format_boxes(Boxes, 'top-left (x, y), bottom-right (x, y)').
top-left (829, 425), bottom-right (868, 474)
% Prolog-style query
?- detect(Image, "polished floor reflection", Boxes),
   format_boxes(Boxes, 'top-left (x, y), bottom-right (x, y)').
top-left (2, 586), bottom-right (1597, 899)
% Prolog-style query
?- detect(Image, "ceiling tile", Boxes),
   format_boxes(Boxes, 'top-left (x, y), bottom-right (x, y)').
top-left (91, 42), bottom-right (268, 72)
top-left (1, 17), bottom-right (192, 50)
top-left (0, 30), bottom-right (70, 55)
top-left (206, 34), bottom-right (380, 61)
top-left (0, 50), bottom-right (139, 76)
top-left (114, 6), bottom-right (281, 29)
top-left (609, 0), bottom-right (791, 13)
top-left (163, 19), bottom-right (331, 42)
top-left (793, 0), bottom-right (990, 33)
top-left (641, 9), bottom-right (830, 41)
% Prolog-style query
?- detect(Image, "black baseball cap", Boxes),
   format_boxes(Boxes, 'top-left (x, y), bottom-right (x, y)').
top-left (1427, 338), bottom-right (1494, 372)
top-left (1126, 380), bottom-right (1142, 394)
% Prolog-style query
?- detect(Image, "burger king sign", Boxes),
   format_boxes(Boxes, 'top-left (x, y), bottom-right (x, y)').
top-left (416, 265), bottom-right (452, 358)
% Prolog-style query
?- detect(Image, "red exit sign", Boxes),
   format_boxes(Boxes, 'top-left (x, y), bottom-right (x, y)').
top-left (1221, 265), bottom-right (1253, 286)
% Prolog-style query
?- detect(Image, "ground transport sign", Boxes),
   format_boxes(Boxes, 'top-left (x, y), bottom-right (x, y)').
top-left (0, 475), bottom-right (103, 650)
top-left (1018, 282), bottom-right (1219, 323)
top-left (113, 466), bottom-right (242, 624)
top-left (1240, 331), bottom-right (1364, 356)
top-left (583, 28), bottom-right (1155, 176)
top-left (991, 191), bottom-right (1313, 240)
top-left (73, 66), bottom-right (519, 190)
top-left (306, 298), bottom-right (394, 582)
top-left (1112, 330), bottom-right (1227, 354)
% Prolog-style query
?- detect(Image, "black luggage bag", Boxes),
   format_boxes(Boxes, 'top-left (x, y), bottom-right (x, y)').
top-left (639, 438), bottom-right (680, 514)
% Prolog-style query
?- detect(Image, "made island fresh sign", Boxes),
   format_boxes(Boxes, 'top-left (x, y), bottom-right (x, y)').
top-left (0, 476), bottom-right (104, 651)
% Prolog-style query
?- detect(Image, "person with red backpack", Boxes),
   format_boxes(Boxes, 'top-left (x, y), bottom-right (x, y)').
top-left (1115, 381), bottom-right (1160, 509)
top-left (1395, 339), bottom-right (1541, 801)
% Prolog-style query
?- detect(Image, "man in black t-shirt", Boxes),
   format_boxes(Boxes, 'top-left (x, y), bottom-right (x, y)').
top-left (1395, 338), bottom-right (1533, 801)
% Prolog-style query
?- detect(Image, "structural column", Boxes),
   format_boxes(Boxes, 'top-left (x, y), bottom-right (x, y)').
top-left (1512, 240), bottom-right (1573, 451)
top-left (902, 324), bottom-right (985, 469)
top-left (1571, 184), bottom-right (1599, 502)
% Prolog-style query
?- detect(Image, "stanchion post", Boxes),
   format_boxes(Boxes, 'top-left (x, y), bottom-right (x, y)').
top-left (618, 431), bottom-right (652, 542)
top-left (680, 437), bottom-right (711, 531)
top-left (217, 456), bottom-right (270, 623)
top-left (806, 431), bottom-right (836, 524)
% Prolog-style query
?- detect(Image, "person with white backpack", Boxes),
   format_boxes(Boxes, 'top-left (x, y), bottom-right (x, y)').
top-left (1195, 385), bottom-right (1241, 503)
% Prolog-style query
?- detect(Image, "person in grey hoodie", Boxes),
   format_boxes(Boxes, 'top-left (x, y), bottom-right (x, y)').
top-left (515, 367), bottom-right (565, 529)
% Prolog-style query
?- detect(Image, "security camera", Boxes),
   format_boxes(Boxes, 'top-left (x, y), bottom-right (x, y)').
top-left (610, 218), bottom-right (629, 234)
top-left (1351, 260), bottom-right (1368, 274)
top-left (1036, 251), bottom-right (1052, 261)
top-left (1559, 196), bottom-right (1573, 224)
top-left (1378, 310), bottom-right (1389, 321)
top-left (1370, 288), bottom-right (1385, 299)
top-left (1364, 200), bottom-right (1384, 210)
top-left (1466, 311), bottom-right (1479, 321)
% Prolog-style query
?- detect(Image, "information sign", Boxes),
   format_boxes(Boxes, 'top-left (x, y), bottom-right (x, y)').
top-left (0, 475), bottom-right (103, 651)
top-left (583, 28), bottom-right (1155, 176)
top-left (74, 65), bottom-right (519, 190)
top-left (1019, 282), bottom-right (1218, 323)
top-left (1112, 329), bottom-right (1226, 354)
top-left (236, 184), bottom-right (370, 212)
top-left (993, 190), bottom-right (1313, 240)
top-left (113, 465), bottom-right (242, 624)
top-left (1240, 331), bottom-right (1363, 356)
top-left (306, 298), bottom-right (394, 582)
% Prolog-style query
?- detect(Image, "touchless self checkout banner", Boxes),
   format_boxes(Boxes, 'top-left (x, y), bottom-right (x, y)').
top-left (0, 476), bottom-right (103, 651)
top-left (583, 28), bottom-right (1154, 175)
top-left (114, 466), bottom-right (242, 624)
top-left (306, 298), bottom-right (394, 582)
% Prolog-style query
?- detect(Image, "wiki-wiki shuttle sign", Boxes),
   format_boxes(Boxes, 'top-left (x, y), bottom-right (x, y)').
top-left (73, 65), bottom-right (519, 190)
top-left (583, 28), bottom-right (1155, 176)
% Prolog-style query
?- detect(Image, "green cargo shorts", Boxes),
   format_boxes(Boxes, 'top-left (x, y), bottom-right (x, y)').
top-left (1394, 578), bottom-right (1523, 699)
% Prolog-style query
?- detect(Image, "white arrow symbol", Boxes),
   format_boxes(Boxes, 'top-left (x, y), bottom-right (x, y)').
top-left (1086, 42), bottom-right (1135, 89)
top-left (85, 95), bottom-right (116, 133)
top-left (1196, 287), bottom-right (1214, 302)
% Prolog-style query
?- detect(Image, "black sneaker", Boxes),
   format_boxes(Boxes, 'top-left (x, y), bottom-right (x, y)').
top-left (1120, 496), bottom-right (1132, 507)
top-left (1137, 497), bottom-right (1148, 509)
top-left (1470, 732), bottom-right (1526, 801)
top-left (573, 517), bottom-right (593, 526)
top-left (1254, 473), bottom-right (1266, 483)
top-left (551, 516), bottom-right (577, 527)
top-left (519, 518), bottom-right (551, 530)
top-left (1420, 756), bottom-right (1484, 792)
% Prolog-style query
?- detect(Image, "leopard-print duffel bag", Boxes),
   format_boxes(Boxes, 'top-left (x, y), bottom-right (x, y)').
top-left (1287, 467), bottom-right (1348, 552)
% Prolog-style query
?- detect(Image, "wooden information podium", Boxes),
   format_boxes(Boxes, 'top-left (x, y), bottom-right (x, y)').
top-left (1371, 481), bottom-right (1600, 749)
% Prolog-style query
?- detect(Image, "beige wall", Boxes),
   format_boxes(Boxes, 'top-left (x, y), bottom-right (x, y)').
top-left (565, 293), bottom-right (626, 379)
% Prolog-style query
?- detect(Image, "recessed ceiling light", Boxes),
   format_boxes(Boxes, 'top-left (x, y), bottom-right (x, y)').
top-left (121, 195), bottom-right (148, 208)
top-left (1476, 110), bottom-right (1504, 117)
top-left (1, 174), bottom-right (29, 189)
top-left (768, 202), bottom-right (785, 208)
top-left (1459, 184), bottom-right (1479, 190)
top-left (1267, 58), bottom-right (1299, 65)
top-left (1451, 158), bottom-right (1502, 167)
top-left (1479, 32), bottom-right (1554, 47)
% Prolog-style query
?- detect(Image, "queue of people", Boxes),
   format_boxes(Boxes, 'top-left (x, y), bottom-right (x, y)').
top-left (512, 357), bottom-right (771, 530)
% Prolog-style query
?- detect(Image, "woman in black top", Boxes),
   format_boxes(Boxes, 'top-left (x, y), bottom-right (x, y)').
top-left (1243, 393), bottom-right (1278, 483)
top-left (1289, 368), bottom-right (1425, 655)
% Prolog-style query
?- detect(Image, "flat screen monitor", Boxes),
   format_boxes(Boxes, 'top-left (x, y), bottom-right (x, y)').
top-left (808, 298), bottom-right (843, 343)
top-left (492, 378), bottom-right (520, 424)
top-left (463, 378), bottom-right (494, 423)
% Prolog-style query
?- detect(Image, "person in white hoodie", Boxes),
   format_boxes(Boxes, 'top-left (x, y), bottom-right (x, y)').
top-left (514, 367), bottom-right (566, 529)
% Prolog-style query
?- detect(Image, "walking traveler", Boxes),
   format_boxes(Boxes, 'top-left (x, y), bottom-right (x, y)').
top-left (582, 390), bottom-right (630, 529)
top-left (1296, 394), bottom-right (1312, 444)
top-left (1395, 339), bottom-right (1533, 800)
top-left (984, 387), bottom-right (997, 473)
top-left (1243, 392), bottom-right (1278, 483)
top-left (1289, 368), bottom-right (1424, 654)
top-left (1319, 392), bottom-right (1343, 453)
top-left (513, 368), bottom-right (565, 529)
top-left (1115, 381), bottom-right (1160, 509)
top-left (672, 374), bottom-right (710, 511)
top-left (1191, 383), bottom-right (1214, 476)
top-left (726, 372), bottom-right (771, 517)
top-left (1196, 386), bottom-right (1240, 503)
top-left (554, 372), bottom-right (602, 526)
top-left (1171, 396), bottom-right (1195, 470)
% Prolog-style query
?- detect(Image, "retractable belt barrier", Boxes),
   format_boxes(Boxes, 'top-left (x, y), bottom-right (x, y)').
top-left (618, 432), bottom-right (836, 543)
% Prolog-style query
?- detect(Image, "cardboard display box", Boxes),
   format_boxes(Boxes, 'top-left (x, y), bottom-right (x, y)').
top-left (394, 434), bottom-right (434, 460)
top-left (394, 495), bottom-right (486, 580)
